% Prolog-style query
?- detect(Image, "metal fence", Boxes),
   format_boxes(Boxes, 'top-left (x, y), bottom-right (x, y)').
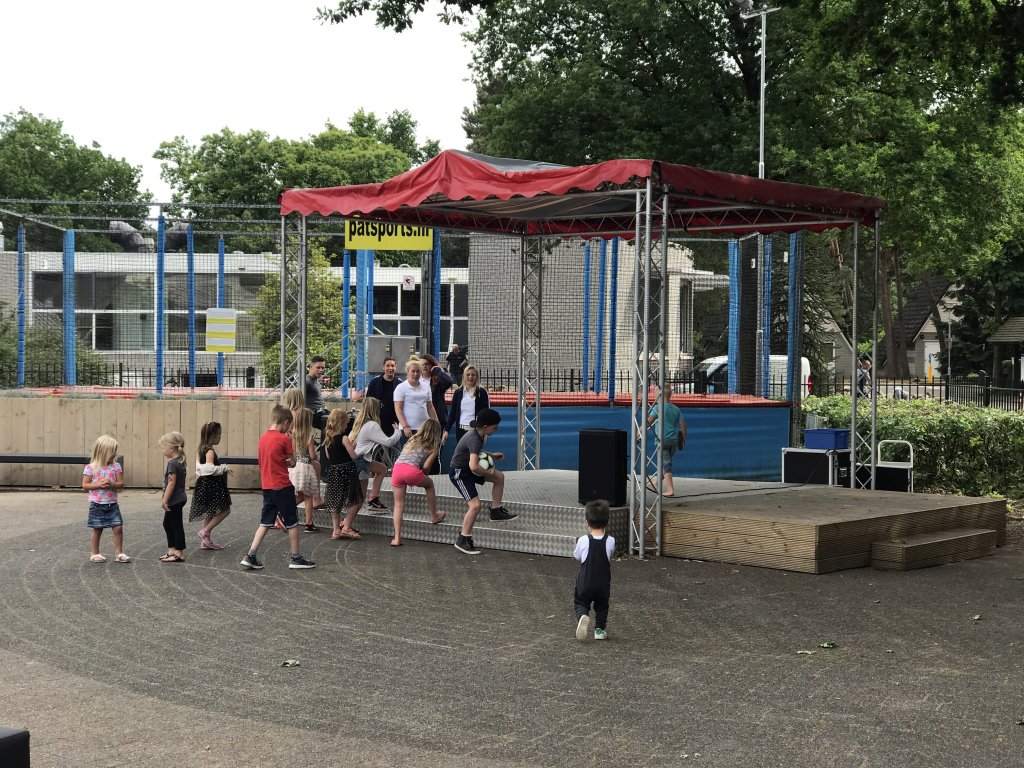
top-left (0, 362), bottom-right (261, 390)
top-left (813, 372), bottom-right (1024, 412)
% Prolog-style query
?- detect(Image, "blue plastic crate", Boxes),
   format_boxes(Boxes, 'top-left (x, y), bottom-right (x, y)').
top-left (804, 428), bottom-right (849, 450)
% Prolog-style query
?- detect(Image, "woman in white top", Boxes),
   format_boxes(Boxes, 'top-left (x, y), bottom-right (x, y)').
top-left (352, 397), bottom-right (402, 510)
top-left (394, 358), bottom-right (438, 440)
top-left (443, 365), bottom-right (491, 444)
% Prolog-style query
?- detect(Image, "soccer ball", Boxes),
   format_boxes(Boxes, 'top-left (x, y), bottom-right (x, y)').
top-left (476, 451), bottom-right (495, 473)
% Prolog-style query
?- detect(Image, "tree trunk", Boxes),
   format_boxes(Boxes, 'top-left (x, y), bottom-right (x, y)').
top-left (879, 248), bottom-right (900, 377)
top-left (891, 255), bottom-right (911, 378)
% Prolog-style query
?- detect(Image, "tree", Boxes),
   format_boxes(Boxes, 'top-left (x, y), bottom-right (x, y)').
top-left (250, 246), bottom-right (348, 388)
top-left (316, 0), bottom-right (494, 31)
top-left (0, 110), bottom-right (149, 251)
top-left (457, 0), bottom-right (1024, 376)
top-left (154, 114), bottom-right (435, 253)
top-left (348, 108), bottom-right (441, 165)
top-left (948, 235), bottom-right (1024, 382)
top-left (0, 302), bottom-right (111, 387)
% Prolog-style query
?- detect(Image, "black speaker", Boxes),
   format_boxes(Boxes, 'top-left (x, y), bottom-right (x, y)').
top-left (578, 429), bottom-right (627, 506)
top-left (0, 726), bottom-right (30, 768)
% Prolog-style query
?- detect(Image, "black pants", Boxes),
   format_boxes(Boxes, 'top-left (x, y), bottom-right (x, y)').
top-left (573, 585), bottom-right (610, 630)
top-left (163, 502), bottom-right (186, 551)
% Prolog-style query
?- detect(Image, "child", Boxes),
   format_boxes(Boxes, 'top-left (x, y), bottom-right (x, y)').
top-left (351, 396), bottom-right (401, 510)
top-left (82, 434), bottom-right (130, 563)
top-left (573, 499), bottom-right (615, 641)
top-left (241, 404), bottom-right (315, 570)
top-left (288, 407), bottom-right (324, 532)
top-left (158, 431), bottom-right (188, 563)
top-left (320, 408), bottom-right (363, 540)
top-left (646, 383), bottom-right (686, 497)
top-left (390, 418), bottom-right (445, 547)
top-left (447, 408), bottom-right (515, 556)
top-left (189, 421), bottom-right (232, 550)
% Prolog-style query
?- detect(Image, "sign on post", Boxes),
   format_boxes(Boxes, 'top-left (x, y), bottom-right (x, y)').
top-left (205, 308), bottom-right (238, 353)
top-left (345, 220), bottom-right (433, 251)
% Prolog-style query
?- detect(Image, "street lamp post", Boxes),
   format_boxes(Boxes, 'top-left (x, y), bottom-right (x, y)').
top-left (732, 0), bottom-right (780, 180)
top-left (733, 0), bottom-right (780, 395)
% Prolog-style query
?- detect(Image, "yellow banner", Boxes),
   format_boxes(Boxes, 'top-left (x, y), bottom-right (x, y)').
top-left (345, 220), bottom-right (433, 251)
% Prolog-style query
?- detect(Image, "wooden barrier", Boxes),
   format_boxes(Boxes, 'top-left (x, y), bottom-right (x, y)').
top-left (0, 396), bottom-right (350, 489)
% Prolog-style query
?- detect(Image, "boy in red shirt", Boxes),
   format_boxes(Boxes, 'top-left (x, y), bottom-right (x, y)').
top-left (241, 404), bottom-right (316, 570)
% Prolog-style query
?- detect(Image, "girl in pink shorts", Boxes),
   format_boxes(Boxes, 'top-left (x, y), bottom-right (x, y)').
top-left (390, 419), bottom-right (445, 546)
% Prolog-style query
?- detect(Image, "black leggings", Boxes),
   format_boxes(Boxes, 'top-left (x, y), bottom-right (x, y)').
top-left (163, 502), bottom-right (186, 551)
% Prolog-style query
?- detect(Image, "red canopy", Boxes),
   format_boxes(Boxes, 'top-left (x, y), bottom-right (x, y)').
top-left (279, 150), bottom-right (885, 237)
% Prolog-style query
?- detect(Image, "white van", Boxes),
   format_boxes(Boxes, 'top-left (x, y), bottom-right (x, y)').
top-left (694, 355), bottom-right (811, 399)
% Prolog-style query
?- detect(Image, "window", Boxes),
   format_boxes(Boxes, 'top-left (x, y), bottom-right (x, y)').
top-left (399, 286), bottom-right (421, 317)
top-left (441, 284), bottom-right (469, 316)
top-left (373, 286), bottom-right (399, 314)
top-left (33, 274), bottom-right (62, 308)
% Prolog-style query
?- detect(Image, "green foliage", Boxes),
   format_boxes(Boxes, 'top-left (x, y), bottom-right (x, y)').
top-left (803, 395), bottom-right (1024, 498)
top-left (0, 303), bottom-right (109, 387)
top-left (155, 116), bottom-right (432, 252)
top-left (251, 246), bottom-right (349, 387)
top-left (347, 109), bottom-right (441, 165)
top-left (0, 109), bottom-right (150, 251)
top-left (316, 0), bottom-right (494, 32)
top-left (949, 235), bottom-right (1024, 378)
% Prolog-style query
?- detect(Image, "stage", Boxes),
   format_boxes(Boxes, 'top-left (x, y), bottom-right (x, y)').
top-left (354, 470), bottom-right (1006, 573)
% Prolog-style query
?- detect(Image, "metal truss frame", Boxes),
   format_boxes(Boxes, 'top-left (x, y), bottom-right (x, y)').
top-left (628, 181), bottom-right (669, 557)
top-left (517, 237), bottom-right (543, 470)
top-left (850, 221), bottom-right (880, 488)
top-left (279, 214), bottom-right (307, 393)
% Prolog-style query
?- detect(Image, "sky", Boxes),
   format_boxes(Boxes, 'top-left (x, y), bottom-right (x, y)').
top-left (2, 0), bottom-right (477, 202)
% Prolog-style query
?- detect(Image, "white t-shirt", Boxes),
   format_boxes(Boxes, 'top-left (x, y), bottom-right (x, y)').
top-left (394, 380), bottom-right (433, 430)
top-left (459, 389), bottom-right (477, 428)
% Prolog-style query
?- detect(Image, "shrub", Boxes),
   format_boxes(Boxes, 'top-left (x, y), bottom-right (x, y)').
top-left (803, 395), bottom-right (1024, 498)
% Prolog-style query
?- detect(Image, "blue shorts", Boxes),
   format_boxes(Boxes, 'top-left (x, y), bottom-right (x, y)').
top-left (353, 456), bottom-right (370, 480)
top-left (660, 441), bottom-right (678, 473)
top-left (87, 502), bottom-right (123, 529)
top-left (449, 467), bottom-right (486, 501)
top-left (260, 487), bottom-right (299, 528)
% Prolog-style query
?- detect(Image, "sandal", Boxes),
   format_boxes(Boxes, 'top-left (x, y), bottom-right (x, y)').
top-left (430, 512), bottom-right (447, 525)
top-left (114, 553), bottom-right (131, 563)
top-left (89, 554), bottom-right (106, 563)
top-left (338, 528), bottom-right (361, 540)
top-left (201, 541), bottom-right (223, 550)
top-left (161, 554), bottom-right (185, 563)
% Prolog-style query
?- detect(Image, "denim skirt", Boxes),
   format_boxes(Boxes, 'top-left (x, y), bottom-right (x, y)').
top-left (87, 502), bottom-right (124, 529)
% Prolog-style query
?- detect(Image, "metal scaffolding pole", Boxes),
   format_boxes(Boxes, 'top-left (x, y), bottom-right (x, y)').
top-left (628, 180), bottom-right (666, 557)
top-left (279, 214), bottom-right (308, 393)
top-left (517, 237), bottom-right (543, 470)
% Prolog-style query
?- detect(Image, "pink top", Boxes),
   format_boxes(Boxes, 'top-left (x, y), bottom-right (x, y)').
top-left (83, 462), bottom-right (121, 504)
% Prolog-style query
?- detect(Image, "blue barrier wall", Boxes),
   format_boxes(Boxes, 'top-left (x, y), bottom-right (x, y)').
top-left (440, 405), bottom-right (790, 480)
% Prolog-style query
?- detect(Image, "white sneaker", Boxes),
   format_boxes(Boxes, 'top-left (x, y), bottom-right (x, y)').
top-left (575, 614), bottom-right (591, 640)
top-left (594, 628), bottom-right (608, 640)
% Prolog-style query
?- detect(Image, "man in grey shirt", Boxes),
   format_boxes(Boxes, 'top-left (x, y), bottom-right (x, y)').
top-left (304, 356), bottom-right (328, 431)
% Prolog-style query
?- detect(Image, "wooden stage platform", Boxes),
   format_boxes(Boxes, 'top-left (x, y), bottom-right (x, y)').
top-left (359, 470), bottom-right (1006, 574)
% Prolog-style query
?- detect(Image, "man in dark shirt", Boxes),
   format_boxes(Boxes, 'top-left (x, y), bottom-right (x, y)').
top-left (366, 357), bottom-right (401, 436)
top-left (446, 344), bottom-right (468, 386)
top-left (856, 355), bottom-right (873, 398)
top-left (304, 356), bottom-right (328, 431)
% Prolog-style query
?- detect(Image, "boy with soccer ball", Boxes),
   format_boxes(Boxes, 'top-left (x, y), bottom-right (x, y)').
top-left (448, 408), bottom-right (517, 555)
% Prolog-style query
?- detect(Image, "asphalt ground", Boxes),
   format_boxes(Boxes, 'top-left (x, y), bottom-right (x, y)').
top-left (1, 488), bottom-right (1023, 768)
